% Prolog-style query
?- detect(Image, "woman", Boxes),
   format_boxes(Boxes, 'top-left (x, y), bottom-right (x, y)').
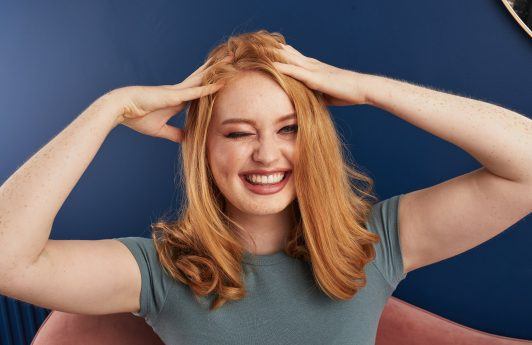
top-left (0, 30), bottom-right (530, 345)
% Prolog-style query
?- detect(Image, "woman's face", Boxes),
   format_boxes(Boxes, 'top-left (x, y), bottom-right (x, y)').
top-left (206, 70), bottom-right (297, 216)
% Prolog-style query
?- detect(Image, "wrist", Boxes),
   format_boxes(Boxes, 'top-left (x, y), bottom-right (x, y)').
top-left (92, 91), bottom-right (125, 129)
top-left (81, 93), bottom-right (124, 131)
top-left (358, 73), bottom-right (387, 107)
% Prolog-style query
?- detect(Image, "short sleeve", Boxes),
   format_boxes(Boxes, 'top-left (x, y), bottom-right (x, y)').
top-left (113, 236), bottom-right (170, 324)
top-left (365, 194), bottom-right (408, 289)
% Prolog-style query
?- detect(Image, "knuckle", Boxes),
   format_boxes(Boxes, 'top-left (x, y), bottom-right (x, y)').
top-left (121, 100), bottom-right (138, 117)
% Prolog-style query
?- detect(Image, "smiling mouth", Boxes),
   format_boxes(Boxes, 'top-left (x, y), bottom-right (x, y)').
top-left (242, 171), bottom-right (290, 185)
top-left (239, 170), bottom-right (292, 195)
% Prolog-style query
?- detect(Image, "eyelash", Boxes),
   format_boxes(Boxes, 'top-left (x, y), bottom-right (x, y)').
top-left (225, 125), bottom-right (298, 139)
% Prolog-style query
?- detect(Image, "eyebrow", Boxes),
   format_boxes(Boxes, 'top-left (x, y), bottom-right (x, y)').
top-left (221, 113), bottom-right (296, 126)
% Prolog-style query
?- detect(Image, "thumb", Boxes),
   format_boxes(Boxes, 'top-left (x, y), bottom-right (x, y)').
top-left (156, 124), bottom-right (186, 143)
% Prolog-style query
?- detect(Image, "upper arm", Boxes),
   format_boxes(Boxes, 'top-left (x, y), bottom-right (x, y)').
top-left (399, 167), bottom-right (532, 274)
top-left (1, 239), bottom-right (141, 315)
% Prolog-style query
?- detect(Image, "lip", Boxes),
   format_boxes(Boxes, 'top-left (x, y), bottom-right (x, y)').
top-left (240, 170), bottom-right (291, 195)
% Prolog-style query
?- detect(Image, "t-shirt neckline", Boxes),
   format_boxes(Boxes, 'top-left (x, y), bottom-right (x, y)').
top-left (242, 250), bottom-right (291, 266)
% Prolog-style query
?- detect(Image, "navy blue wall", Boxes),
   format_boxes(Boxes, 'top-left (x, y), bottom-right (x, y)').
top-left (1, 0), bottom-right (530, 343)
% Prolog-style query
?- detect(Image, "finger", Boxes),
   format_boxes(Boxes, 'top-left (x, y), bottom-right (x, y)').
top-left (160, 73), bottom-right (203, 91)
top-left (189, 56), bottom-right (215, 77)
top-left (152, 83), bottom-right (223, 110)
top-left (282, 43), bottom-right (307, 58)
top-left (168, 55), bottom-right (234, 90)
top-left (136, 83), bottom-right (220, 114)
top-left (159, 81), bottom-right (224, 112)
top-left (157, 59), bottom-right (215, 92)
top-left (183, 55), bottom-right (233, 83)
top-left (278, 43), bottom-right (310, 62)
top-left (156, 124), bottom-right (186, 143)
top-left (272, 61), bottom-right (320, 90)
top-left (174, 82), bottom-right (225, 103)
top-left (274, 46), bottom-right (314, 70)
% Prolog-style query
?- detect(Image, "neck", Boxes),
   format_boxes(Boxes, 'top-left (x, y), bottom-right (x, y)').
top-left (226, 202), bottom-right (296, 255)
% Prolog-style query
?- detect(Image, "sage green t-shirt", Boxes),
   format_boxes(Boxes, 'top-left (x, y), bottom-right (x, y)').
top-left (114, 194), bottom-right (408, 345)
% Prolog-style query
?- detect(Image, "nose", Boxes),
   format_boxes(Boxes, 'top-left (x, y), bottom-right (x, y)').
top-left (252, 135), bottom-right (282, 165)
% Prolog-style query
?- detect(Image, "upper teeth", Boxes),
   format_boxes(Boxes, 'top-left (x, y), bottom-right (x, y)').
top-left (245, 172), bottom-right (285, 184)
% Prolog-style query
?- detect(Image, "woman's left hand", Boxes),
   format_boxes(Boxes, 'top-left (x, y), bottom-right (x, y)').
top-left (272, 43), bottom-right (370, 106)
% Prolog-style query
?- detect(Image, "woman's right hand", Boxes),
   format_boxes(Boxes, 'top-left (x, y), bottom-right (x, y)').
top-left (102, 56), bottom-right (230, 143)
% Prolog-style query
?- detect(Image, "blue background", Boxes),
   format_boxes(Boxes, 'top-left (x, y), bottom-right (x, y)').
top-left (1, 0), bottom-right (530, 343)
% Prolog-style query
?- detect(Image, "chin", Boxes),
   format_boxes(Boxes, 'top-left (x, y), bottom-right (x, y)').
top-left (240, 202), bottom-right (289, 215)
top-left (229, 191), bottom-right (296, 215)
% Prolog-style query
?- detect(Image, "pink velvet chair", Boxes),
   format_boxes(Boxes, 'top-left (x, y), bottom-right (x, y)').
top-left (31, 296), bottom-right (532, 345)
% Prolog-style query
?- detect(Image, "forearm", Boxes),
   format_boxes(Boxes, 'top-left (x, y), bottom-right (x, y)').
top-left (0, 94), bottom-right (121, 271)
top-left (362, 74), bottom-right (532, 184)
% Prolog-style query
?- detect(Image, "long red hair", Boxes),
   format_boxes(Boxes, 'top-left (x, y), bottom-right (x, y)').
top-left (151, 29), bottom-right (380, 311)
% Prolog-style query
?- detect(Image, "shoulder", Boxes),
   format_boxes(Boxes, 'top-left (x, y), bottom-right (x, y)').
top-left (113, 236), bottom-right (172, 322)
top-left (114, 236), bottom-right (159, 263)
top-left (364, 194), bottom-right (408, 289)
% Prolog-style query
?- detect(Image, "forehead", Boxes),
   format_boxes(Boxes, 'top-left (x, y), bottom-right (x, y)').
top-left (212, 71), bottom-right (295, 124)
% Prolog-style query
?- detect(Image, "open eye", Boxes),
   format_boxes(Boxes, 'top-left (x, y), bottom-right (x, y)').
top-left (280, 124), bottom-right (298, 134)
top-left (225, 125), bottom-right (298, 139)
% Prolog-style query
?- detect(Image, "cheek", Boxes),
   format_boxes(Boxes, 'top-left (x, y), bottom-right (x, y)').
top-left (209, 142), bottom-right (249, 178)
top-left (285, 143), bottom-right (296, 161)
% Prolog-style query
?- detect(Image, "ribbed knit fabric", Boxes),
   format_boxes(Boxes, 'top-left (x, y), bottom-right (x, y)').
top-left (114, 194), bottom-right (407, 345)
